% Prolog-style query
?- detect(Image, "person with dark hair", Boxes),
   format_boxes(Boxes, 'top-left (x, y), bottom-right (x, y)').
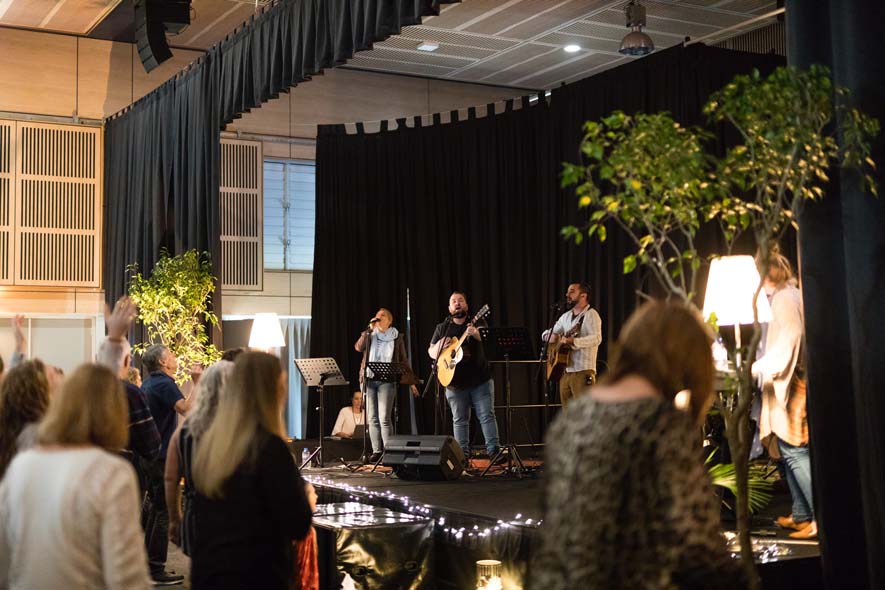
top-left (543, 282), bottom-right (603, 406)
top-left (532, 301), bottom-right (745, 590)
top-left (753, 252), bottom-right (814, 538)
top-left (141, 343), bottom-right (188, 585)
top-left (220, 347), bottom-right (247, 363)
top-left (190, 352), bottom-right (312, 590)
top-left (428, 292), bottom-right (501, 461)
top-left (0, 364), bottom-right (151, 589)
top-left (354, 308), bottom-right (419, 461)
top-left (0, 360), bottom-right (51, 479)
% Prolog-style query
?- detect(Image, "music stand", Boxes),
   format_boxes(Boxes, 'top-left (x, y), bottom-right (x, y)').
top-left (478, 327), bottom-right (535, 478)
top-left (295, 358), bottom-right (348, 469)
top-left (366, 362), bottom-right (417, 472)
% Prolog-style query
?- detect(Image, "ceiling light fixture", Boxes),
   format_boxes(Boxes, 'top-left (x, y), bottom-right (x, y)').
top-left (619, 1), bottom-right (655, 56)
top-left (416, 42), bottom-right (439, 52)
top-left (563, 44), bottom-right (582, 53)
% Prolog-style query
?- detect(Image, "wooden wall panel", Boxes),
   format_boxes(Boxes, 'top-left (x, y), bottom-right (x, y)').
top-left (227, 94), bottom-right (290, 137)
top-left (0, 29), bottom-right (76, 117)
top-left (428, 78), bottom-right (523, 113)
top-left (77, 38), bottom-right (133, 119)
top-left (131, 47), bottom-right (204, 101)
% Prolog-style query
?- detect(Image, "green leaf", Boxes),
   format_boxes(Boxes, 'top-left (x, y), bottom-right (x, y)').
top-left (623, 255), bottom-right (637, 274)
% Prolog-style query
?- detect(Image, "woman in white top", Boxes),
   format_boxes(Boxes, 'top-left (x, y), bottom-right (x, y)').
top-left (0, 364), bottom-right (151, 590)
top-left (331, 390), bottom-right (364, 437)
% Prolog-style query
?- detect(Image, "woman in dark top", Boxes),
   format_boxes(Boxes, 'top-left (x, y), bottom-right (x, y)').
top-left (190, 352), bottom-right (312, 590)
top-left (531, 301), bottom-right (747, 590)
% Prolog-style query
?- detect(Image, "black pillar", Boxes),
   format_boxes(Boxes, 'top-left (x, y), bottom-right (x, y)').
top-left (786, 2), bottom-right (885, 589)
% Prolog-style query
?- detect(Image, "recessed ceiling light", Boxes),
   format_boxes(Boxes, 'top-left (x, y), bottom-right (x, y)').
top-left (417, 42), bottom-right (439, 52)
top-left (564, 44), bottom-right (582, 53)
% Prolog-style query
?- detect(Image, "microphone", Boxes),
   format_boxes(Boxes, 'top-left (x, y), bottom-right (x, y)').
top-left (368, 318), bottom-right (381, 324)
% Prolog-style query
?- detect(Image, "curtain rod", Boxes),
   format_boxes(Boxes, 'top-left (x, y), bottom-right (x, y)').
top-left (686, 8), bottom-right (785, 46)
top-left (221, 130), bottom-right (316, 145)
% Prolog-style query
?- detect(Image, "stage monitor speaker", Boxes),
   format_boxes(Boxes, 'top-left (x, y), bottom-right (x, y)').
top-left (382, 435), bottom-right (465, 481)
top-left (134, 0), bottom-right (191, 73)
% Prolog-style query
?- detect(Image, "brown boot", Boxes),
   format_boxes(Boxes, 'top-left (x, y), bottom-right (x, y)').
top-left (789, 520), bottom-right (818, 539)
top-left (776, 515), bottom-right (812, 531)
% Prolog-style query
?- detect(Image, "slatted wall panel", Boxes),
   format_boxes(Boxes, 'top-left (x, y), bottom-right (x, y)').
top-left (220, 139), bottom-right (263, 290)
top-left (0, 121), bottom-right (13, 284)
top-left (14, 122), bottom-right (102, 286)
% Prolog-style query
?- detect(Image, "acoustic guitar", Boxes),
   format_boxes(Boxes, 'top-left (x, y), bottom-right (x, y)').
top-left (436, 304), bottom-right (491, 387)
top-left (545, 314), bottom-right (585, 382)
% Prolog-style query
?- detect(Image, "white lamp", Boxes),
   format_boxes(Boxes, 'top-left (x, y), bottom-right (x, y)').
top-left (249, 313), bottom-right (285, 353)
top-left (702, 255), bottom-right (772, 369)
top-left (476, 560), bottom-right (502, 590)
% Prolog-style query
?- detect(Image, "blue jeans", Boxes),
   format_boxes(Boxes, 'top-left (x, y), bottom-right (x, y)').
top-left (445, 379), bottom-right (499, 455)
top-left (365, 380), bottom-right (395, 454)
top-left (778, 437), bottom-right (814, 522)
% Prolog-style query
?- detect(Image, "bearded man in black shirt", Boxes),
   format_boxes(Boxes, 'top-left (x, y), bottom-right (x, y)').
top-left (428, 291), bottom-right (501, 460)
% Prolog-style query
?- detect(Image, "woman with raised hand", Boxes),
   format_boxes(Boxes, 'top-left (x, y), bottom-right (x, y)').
top-left (0, 364), bottom-right (151, 589)
top-left (189, 352), bottom-right (312, 590)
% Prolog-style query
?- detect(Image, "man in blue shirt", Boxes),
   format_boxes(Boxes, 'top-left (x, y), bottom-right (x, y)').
top-left (142, 344), bottom-right (191, 585)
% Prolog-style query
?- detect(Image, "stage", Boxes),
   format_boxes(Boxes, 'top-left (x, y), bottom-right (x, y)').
top-left (298, 458), bottom-right (823, 590)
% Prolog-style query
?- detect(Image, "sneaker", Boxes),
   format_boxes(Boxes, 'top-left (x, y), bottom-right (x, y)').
top-left (489, 450), bottom-right (509, 466)
top-left (369, 452), bottom-right (383, 463)
top-left (151, 570), bottom-right (184, 586)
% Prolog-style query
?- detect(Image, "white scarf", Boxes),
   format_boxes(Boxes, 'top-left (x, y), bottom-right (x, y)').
top-left (369, 326), bottom-right (398, 364)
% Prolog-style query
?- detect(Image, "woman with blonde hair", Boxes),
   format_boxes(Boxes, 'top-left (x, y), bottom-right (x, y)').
top-left (165, 360), bottom-right (234, 555)
top-left (189, 352), bottom-right (312, 590)
top-left (532, 301), bottom-right (745, 590)
top-left (0, 364), bottom-right (151, 589)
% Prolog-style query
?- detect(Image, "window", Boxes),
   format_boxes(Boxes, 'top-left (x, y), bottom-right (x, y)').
top-left (263, 159), bottom-right (315, 271)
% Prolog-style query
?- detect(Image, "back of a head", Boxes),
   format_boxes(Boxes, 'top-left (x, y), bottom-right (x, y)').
top-left (604, 301), bottom-right (714, 425)
top-left (193, 351), bottom-right (284, 498)
top-left (38, 364), bottom-right (128, 450)
top-left (766, 250), bottom-right (794, 288)
top-left (0, 360), bottom-right (51, 476)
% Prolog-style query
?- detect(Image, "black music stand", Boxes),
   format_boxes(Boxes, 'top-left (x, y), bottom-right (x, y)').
top-left (479, 327), bottom-right (534, 478)
top-left (295, 358), bottom-right (348, 469)
top-left (366, 361), bottom-right (417, 473)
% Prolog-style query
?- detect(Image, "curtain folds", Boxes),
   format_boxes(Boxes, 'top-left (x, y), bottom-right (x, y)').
top-left (310, 44), bottom-right (785, 438)
top-left (103, 0), bottom-right (455, 313)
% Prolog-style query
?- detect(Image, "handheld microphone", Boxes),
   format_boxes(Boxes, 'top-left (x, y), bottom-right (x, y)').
top-left (369, 318), bottom-right (381, 324)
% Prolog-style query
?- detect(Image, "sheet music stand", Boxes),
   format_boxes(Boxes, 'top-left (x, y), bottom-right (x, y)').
top-left (366, 361), bottom-right (417, 472)
top-left (295, 358), bottom-right (348, 469)
top-left (478, 327), bottom-right (534, 478)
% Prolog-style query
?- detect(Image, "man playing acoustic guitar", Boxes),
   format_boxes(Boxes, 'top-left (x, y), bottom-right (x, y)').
top-left (543, 282), bottom-right (603, 407)
top-left (428, 291), bottom-right (501, 463)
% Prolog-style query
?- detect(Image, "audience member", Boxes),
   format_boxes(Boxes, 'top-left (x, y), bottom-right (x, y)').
top-left (220, 347), bottom-right (247, 363)
top-left (331, 390), bottom-right (364, 438)
top-left (127, 366), bottom-right (143, 387)
top-left (752, 253), bottom-right (814, 538)
top-left (141, 343), bottom-right (189, 585)
top-left (165, 360), bottom-right (234, 556)
top-left (0, 359), bottom-right (51, 478)
top-left (0, 315), bottom-right (27, 382)
top-left (190, 352), bottom-right (312, 590)
top-left (0, 364), bottom-right (151, 589)
top-left (531, 301), bottom-right (746, 590)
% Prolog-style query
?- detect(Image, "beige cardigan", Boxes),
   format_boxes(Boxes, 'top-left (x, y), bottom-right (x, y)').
top-left (752, 284), bottom-right (807, 447)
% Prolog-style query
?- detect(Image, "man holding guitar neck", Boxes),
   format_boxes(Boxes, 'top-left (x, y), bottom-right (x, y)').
top-left (543, 282), bottom-right (603, 407)
top-left (428, 291), bottom-right (502, 462)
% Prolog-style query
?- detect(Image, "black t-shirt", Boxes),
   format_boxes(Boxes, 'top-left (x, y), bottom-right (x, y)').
top-left (430, 319), bottom-right (491, 391)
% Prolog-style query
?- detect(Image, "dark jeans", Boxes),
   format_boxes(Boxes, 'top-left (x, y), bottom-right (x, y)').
top-left (142, 457), bottom-right (169, 573)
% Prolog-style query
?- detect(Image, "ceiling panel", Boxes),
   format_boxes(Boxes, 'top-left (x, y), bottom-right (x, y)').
top-left (1, 0), bottom-right (785, 92)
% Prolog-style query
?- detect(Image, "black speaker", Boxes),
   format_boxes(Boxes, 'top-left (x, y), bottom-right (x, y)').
top-left (382, 435), bottom-right (465, 481)
top-left (134, 1), bottom-right (190, 73)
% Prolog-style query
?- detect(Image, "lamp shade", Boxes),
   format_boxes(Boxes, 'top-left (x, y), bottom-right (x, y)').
top-left (249, 313), bottom-right (285, 349)
top-left (702, 255), bottom-right (772, 326)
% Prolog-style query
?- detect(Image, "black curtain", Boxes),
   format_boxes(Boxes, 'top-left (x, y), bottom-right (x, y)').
top-left (103, 0), bottom-right (456, 332)
top-left (787, 2), bottom-right (885, 589)
top-left (311, 44), bottom-right (785, 439)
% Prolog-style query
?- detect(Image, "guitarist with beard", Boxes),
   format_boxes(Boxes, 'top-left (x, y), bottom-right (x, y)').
top-left (543, 282), bottom-right (603, 407)
top-left (428, 291), bottom-right (502, 463)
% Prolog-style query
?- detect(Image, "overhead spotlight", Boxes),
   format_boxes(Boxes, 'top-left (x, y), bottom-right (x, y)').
top-left (416, 42), bottom-right (440, 52)
top-left (563, 44), bottom-right (582, 53)
top-left (619, 0), bottom-right (655, 56)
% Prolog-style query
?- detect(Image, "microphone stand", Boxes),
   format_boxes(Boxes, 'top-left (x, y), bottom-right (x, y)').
top-left (360, 324), bottom-right (373, 464)
top-left (537, 302), bottom-right (562, 429)
top-left (423, 315), bottom-right (452, 436)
